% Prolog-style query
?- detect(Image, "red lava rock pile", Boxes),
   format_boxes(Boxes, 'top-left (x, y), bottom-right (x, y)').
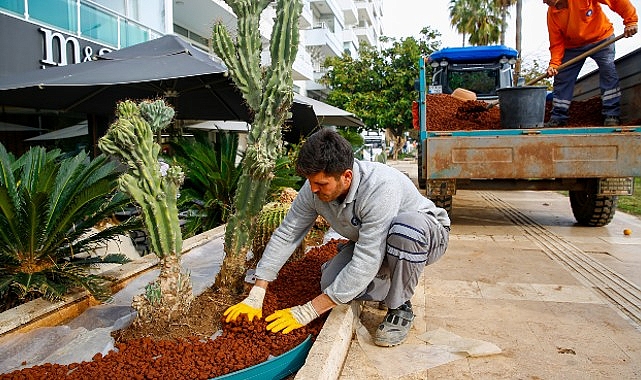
top-left (1, 240), bottom-right (343, 380)
top-left (426, 93), bottom-right (608, 131)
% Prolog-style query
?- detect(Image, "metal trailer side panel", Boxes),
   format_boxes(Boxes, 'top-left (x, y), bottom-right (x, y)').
top-left (425, 128), bottom-right (641, 180)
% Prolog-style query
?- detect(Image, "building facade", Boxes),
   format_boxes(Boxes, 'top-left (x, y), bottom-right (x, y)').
top-left (0, 0), bottom-right (383, 96)
top-left (0, 0), bottom-right (382, 153)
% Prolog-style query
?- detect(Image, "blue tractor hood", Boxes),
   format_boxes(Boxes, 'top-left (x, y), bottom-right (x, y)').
top-left (429, 45), bottom-right (518, 64)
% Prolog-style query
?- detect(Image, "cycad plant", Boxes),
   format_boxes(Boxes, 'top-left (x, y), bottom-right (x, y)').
top-left (0, 143), bottom-right (137, 308)
top-left (169, 131), bottom-right (242, 237)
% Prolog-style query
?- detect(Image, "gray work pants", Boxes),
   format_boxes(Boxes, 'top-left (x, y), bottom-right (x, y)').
top-left (320, 211), bottom-right (449, 310)
top-left (550, 35), bottom-right (620, 121)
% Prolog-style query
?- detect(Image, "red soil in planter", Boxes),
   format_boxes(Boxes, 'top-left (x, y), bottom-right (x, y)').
top-left (0, 240), bottom-right (343, 379)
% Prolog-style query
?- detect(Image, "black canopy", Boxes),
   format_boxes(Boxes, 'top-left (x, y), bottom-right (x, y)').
top-left (0, 34), bottom-right (250, 121)
top-left (0, 34), bottom-right (363, 143)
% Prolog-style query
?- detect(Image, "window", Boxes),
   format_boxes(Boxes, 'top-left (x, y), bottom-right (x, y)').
top-left (0, 0), bottom-right (25, 15)
top-left (29, 0), bottom-right (77, 32)
top-left (120, 18), bottom-right (147, 47)
top-left (80, 2), bottom-right (118, 46)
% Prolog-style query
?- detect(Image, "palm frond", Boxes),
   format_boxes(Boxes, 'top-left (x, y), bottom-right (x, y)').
top-left (70, 253), bottom-right (130, 266)
top-left (0, 144), bottom-right (19, 210)
top-left (0, 186), bottom-right (21, 249)
top-left (9, 271), bottom-right (66, 301)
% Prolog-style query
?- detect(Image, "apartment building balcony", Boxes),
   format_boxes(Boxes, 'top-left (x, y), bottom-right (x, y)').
top-left (299, 1), bottom-right (313, 29)
top-left (305, 69), bottom-right (330, 98)
top-left (0, 0), bottom-right (162, 50)
top-left (337, 0), bottom-right (358, 26)
top-left (342, 28), bottom-right (360, 57)
top-left (262, 47), bottom-right (314, 81)
top-left (173, 0), bottom-right (237, 43)
top-left (309, 0), bottom-right (343, 22)
top-left (355, 0), bottom-right (374, 25)
top-left (305, 25), bottom-right (343, 58)
top-left (354, 25), bottom-right (376, 46)
top-left (293, 49), bottom-right (314, 81)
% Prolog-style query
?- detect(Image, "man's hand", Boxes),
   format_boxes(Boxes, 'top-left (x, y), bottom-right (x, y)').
top-left (624, 23), bottom-right (638, 37)
top-left (546, 65), bottom-right (559, 77)
top-left (265, 301), bottom-right (319, 334)
top-left (223, 286), bottom-right (265, 323)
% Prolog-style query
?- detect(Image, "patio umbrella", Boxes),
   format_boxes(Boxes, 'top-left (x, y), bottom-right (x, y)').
top-left (0, 34), bottom-right (250, 121)
top-left (0, 122), bottom-right (44, 132)
top-left (25, 121), bottom-right (88, 141)
top-left (0, 34), bottom-right (361, 141)
top-left (293, 93), bottom-right (364, 128)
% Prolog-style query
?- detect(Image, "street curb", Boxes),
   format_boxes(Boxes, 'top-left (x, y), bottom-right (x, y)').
top-left (295, 302), bottom-right (362, 380)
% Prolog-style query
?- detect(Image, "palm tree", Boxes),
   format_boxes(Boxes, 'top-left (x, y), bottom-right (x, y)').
top-left (449, 0), bottom-right (502, 46)
top-left (493, 0), bottom-right (517, 45)
top-left (0, 144), bottom-right (138, 306)
top-left (450, 0), bottom-right (523, 80)
top-left (514, 0), bottom-right (523, 80)
top-left (449, 0), bottom-right (475, 46)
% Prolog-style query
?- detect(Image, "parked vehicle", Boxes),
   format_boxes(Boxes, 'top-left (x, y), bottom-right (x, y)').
top-left (416, 46), bottom-right (641, 226)
top-left (426, 45), bottom-right (518, 99)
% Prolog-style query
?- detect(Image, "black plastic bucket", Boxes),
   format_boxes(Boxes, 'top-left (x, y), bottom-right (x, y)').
top-left (496, 86), bottom-right (547, 129)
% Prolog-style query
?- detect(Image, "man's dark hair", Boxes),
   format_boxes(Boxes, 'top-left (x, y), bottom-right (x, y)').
top-left (296, 128), bottom-right (354, 177)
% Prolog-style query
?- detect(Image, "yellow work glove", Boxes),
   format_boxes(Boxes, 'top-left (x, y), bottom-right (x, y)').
top-left (223, 286), bottom-right (265, 323)
top-left (265, 301), bottom-right (319, 334)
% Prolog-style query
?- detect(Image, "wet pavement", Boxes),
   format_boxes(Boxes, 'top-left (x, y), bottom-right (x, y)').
top-left (336, 159), bottom-right (641, 379)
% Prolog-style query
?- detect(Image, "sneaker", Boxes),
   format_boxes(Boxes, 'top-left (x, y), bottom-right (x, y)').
top-left (374, 301), bottom-right (414, 347)
top-left (544, 118), bottom-right (567, 127)
top-left (604, 116), bottom-right (620, 126)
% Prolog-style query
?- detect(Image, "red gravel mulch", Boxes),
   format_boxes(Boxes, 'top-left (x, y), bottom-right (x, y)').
top-left (0, 240), bottom-right (343, 380)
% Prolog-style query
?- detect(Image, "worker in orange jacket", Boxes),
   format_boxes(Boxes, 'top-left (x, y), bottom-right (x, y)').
top-left (543, 0), bottom-right (638, 127)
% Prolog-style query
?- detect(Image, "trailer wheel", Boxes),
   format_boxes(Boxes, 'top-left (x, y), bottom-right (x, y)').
top-left (569, 190), bottom-right (617, 227)
top-left (417, 147), bottom-right (426, 189)
top-left (431, 195), bottom-right (452, 214)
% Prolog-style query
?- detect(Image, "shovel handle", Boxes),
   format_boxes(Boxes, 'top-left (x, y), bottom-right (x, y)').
top-left (525, 33), bottom-right (625, 86)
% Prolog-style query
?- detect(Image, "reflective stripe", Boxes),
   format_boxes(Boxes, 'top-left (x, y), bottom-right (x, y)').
top-left (387, 221), bottom-right (429, 263)
top-left (552, 98), bottom-right (571, 110)
top-left (386, 245), bottom-right (429, 263)
top-left (602, 87), bottom-right (621, 101)
top-left (388, 222), bottom-right (427, 245)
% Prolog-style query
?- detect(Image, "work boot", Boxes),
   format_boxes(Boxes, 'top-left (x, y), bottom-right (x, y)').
top-left (544, 118), bottom-right (567, 128)
top-left (374, 301), bottom-right (414, 347)
top-left (604, 116), bottom-right (620, 126)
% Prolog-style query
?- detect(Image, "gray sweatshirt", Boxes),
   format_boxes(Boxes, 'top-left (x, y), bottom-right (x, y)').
top-left (255, 159), bottom-right (450, 305)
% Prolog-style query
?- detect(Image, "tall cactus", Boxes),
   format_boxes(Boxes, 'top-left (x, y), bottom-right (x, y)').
top-left (212, 0), bottom-right (303, 292)
top-left (98, 99), bottom-right (193, 325)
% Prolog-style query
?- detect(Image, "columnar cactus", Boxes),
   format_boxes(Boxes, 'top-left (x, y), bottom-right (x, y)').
top-left (212, 0), bottom-right (303, 291)
top-left (98, 99), bottom-right (193, 324)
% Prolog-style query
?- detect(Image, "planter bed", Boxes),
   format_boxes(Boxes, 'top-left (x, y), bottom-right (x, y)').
top-left (0, 228), bottom-right (345, 379)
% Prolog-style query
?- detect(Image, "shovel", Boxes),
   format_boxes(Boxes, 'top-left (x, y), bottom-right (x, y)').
top-left (480, 33), bottom-right (625, 111)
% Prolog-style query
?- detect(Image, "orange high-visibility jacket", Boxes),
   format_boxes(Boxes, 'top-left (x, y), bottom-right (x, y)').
top-left (547, 0), bottom-right (638, 67)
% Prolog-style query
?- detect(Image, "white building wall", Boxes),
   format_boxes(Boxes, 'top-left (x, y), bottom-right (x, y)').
top-left (6, 0), bottom-right (382, 95)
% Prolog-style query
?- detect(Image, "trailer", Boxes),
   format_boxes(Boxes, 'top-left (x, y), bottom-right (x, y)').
top-left (417, 46), bottom-right (641, 226)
